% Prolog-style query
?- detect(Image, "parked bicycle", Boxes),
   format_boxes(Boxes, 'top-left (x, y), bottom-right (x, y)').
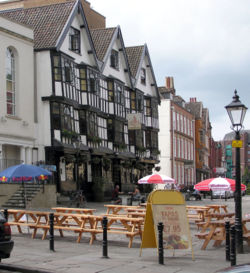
top-left (69, 190), bottom-right (87, 208)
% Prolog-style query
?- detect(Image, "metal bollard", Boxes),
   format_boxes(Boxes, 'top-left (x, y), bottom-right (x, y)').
top-left (3, 208), bottom-right (8, 222)
top-left (49, 213), bottom-right (55, 252)
top-left (102, 216), bottom-right (108, 258)
top-left (225, 221), bottom-right (230, 261)
top-left (230, 225), bottom-right (236, 266)
top-left (158, 222), bottom-right (164, 265)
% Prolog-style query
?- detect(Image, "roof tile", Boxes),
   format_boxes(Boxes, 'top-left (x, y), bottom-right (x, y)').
top-left (0, 1), bottom-right (75, 49)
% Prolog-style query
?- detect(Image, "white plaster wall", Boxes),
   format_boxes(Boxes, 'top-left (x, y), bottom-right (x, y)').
top-left (0, 17), bottom-right (35, 155)
top-left (135, 56), bottom-right (156, 98)
top-left (59, 14), bottom-right (96, 67)
top-left (102, 39), bottom-right (131, 87)
top-left (158, 100), bottom-right (172, 176)
top-left (35, 51), bottom-right (52, 160)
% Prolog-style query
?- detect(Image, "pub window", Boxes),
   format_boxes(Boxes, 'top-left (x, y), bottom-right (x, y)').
top-left (107, 119), bottom-right (113, 141)
top-left (61, 105), bottom-right (72, 131)
top-left (128, 130), bottom-right (135, 145)
top-left (137, 93), bottom-right (143, 112)
top-left (135, 130), bottom-right (143, 147)
top-left (87, 112), bottom-right (98, 137)
top-left (110, 49), bottom-right (119, 69)
top-left (145, 98), bottom-right (152, 116)
top-left (51, 102), bottom-right (60, 130)
top-left (146, 130), bottom-right (151, 148)
top-left (131, 91), bottom-right (136, 110)
top-left (108, 81), bottom-right (114, 102)
top-left (114, 120), bottom-right (124, 144)
top-left (115, 84), bottom-right (124, 104)
top-left (140, 68), bottom-right (146, 85)
top-left (79, 110), bottom-right (87, 135)
top-left (79, 68), bottom-right (87, 91)
top-left (53, 55), bottom-right (62, 81)
top-left (69, 27), bottom-right (80, 53)
top-left (64, 62), bottom-right (73, 83)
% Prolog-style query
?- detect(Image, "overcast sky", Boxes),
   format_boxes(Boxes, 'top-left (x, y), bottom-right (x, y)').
top-left (89, 0), bottom-right (250, 141)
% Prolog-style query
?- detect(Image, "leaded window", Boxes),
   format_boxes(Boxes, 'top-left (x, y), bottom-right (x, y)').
top-left (6, 48), bottom-right (15, 116)
top-left (131, 91), bottom-right (136, 110)
top-left (51, 102), bottom-right (60, 129)
top-left (108, 81), bottom-right (114, 102)
top-left (79, 68), bottom-right (87, 91)
top-left (69, 27), bottom-right (80, 53)
top-left (140, 68), bottom-right (146, 85)
top-left (79, 110), bottom-right (87, 135)
top-left (53, 55), bottom-right (62, 81)
top-left (110, 49), bottom-right (119, 69)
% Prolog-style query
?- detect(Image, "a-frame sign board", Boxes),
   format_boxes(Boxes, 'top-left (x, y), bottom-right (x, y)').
top-left (140, 190), bottom-right (194, 260)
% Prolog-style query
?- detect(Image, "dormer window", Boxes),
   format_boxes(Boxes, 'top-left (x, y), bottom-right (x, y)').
top-left (110, 50), bottom-right (119, 70)
top-left (69, 27), bottom-right (80, 54)
top-left (140, 68), bottom-right (146, 85)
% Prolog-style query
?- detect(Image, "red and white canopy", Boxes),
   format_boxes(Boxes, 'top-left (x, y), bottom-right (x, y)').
top-left (138, 174), bottom-right (175, 184)
top-left (194, 177), bottom-right (246, 192)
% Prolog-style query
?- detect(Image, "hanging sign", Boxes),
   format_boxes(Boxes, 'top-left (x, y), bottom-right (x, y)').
top-left (127, 113), bottom-right (142, 130)
top-left (140, 190), bottom-right (194, 259)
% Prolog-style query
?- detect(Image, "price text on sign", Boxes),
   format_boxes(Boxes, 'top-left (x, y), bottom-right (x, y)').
top-left (232, 140), bottom-right (242, 148)
top-left (152, 205), bottom-right (190, 249)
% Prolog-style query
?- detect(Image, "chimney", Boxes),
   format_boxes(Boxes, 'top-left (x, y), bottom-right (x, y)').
top-left (165, 77), bottom-right (174, 89)
top-left (190, 97), bottom-right (197, 103)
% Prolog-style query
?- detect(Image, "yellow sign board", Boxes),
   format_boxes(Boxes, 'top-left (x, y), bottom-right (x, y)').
top-left (232, 140), bottom-right (242, 148)
top-left (140, 190), bottom-right (194, 260)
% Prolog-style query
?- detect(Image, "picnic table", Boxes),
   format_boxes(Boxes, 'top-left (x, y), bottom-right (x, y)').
top-left (195, 216), bottom-right (250, 250)
top-left (6, 208), bottom-right (144, 247)
top-left (206, 204), bottom-right (228, 213)
top-left (197, 212), bottom-right (235, 232)
top-left (51, 207), bottom-right (96, 215)
top-left (186, 206), bottom-right (210, 222)
top-left (104, 204), bottom-right (140, 215)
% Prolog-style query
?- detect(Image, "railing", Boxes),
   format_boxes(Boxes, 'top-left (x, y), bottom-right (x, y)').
top-left (0, 159), bottom-right (23, 172)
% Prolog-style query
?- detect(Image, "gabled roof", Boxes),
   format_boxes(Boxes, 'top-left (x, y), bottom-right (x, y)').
top-left (186, 101), bottom-right (203, 119)
top-left (0, 0), bottom-right (99, 68)
top-left (0, 1), bottom-right (76, 50)
top-left (125, 45), bottom-right (144, 78)
top-left (90, 25), bottom-right (133, 87)
top-left (126, 44), bottom-right (160, 104)
top-left (90, 27), bottom-right (116, 61)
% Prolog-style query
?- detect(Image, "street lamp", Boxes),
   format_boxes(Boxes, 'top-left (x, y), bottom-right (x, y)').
top-left (225, 90), bottom-right (248, 253)
top-left (73, 137), bottom-right (81, 191)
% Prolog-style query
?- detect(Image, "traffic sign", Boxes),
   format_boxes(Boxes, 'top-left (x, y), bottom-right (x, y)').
top-left (232, 140), bottom-right (242, 148)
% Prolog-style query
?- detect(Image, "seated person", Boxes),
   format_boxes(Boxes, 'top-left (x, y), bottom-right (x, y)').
top-left (129, 186), bottom-right (141, 201)
top-left (192, 189), bottom-right (201, 200)
top-left (111, 185), bottom-right (122, 204)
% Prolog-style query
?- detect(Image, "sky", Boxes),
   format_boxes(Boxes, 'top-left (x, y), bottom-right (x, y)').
top-left (89, 0), bottom-right (250, 141)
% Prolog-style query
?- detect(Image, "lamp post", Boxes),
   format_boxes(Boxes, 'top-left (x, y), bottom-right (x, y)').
top-left (225, 90), bottom-right (248, 253)
top-left (73, 137), bottom-right (81, 191)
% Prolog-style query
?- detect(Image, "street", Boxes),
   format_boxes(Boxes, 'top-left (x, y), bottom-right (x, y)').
top-left (0, 196), bottom-right (250, 273)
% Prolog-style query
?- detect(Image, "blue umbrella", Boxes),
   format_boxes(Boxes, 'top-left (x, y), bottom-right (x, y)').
top-left (0, 163), bottom-right (52, 183)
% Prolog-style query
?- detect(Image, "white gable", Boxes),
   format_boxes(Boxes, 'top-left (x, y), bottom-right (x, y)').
top-left (59, 13), bottom-right (96, 66)
top-left (135, 54), bottom-right (157, 98)
top-left (102, 36), bottom-right (131, 87)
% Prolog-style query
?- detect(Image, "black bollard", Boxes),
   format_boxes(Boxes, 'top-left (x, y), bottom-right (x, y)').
top-left (102, 216), bottom-right (108, 258)
top-left (3, 208), bottom-right (8, 222)
top-left (225, 221), bottom-right (230, 261)
top-left (230, 225), bottom-right (236, 266)
top-left (158, 222), bottom-right (164, 265)
top-left (49, 213), bottom-right (55, 252)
